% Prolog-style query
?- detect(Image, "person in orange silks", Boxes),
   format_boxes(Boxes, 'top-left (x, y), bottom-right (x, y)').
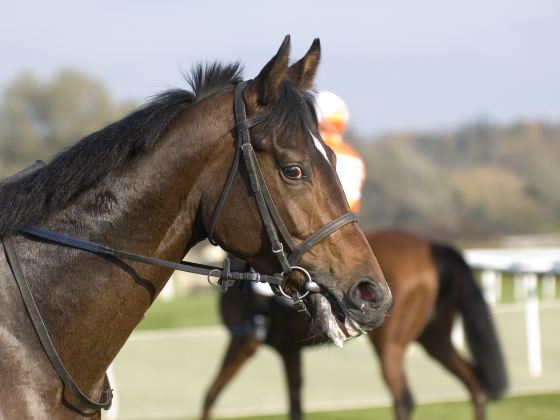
top-left (316, 91), bottom-right (366, 213)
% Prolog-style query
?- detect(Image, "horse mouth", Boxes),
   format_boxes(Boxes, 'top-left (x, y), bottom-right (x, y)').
top-left (307, 292), bottom-right (364, 347)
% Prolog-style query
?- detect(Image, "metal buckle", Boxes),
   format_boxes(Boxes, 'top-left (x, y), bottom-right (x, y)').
top-left (277, 266), bottom-right (320, 301)
top-left (272, 242), bottom-right (284, 254)
top-left (207, 269), bottom-right (222, 287)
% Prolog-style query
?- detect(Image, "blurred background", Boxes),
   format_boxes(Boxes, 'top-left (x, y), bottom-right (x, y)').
top-left (1, 1), bottom-right (559, 419)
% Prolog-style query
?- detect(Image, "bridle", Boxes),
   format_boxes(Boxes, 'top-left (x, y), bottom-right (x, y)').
top-left (206, 80), bottom-right (357, 301)
top-left (1, 80), bottom-right (357, 415)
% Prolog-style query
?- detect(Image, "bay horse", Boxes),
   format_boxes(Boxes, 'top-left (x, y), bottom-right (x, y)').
top-left (0, 37), bottom-right (392, 418)
top-left (201, 230), bottom-right (508, 420)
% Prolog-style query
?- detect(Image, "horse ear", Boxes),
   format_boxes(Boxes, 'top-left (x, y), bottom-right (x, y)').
top-left (247, 35), bottom-right (291, 105)
top-left (288, 38), bottom-right (321, 89)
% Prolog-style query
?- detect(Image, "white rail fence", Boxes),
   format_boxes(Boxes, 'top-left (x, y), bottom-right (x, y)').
top-left (463, 247), bottom-right (560, 378)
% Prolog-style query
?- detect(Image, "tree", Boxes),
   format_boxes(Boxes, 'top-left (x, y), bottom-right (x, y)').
top-left (350, 119), bottom-right (560, 240)
top-left (0, 70), bottom-right (135, 177)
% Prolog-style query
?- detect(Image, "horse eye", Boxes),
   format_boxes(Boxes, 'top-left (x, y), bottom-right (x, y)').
top-left (282, 165), bottom-right (304, 180)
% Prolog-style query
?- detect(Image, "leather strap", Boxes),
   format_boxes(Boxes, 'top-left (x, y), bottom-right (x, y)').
top-left (234, 82), bottom-right (292, 274)
top-left (206, 138), bottom-right (241, 246)
top-left (288, 212), bottom-right (358, 265)
top-left (2, 237), bottom-right (113, 415)
top-left (253, 157), bottom-right (297, 253)
top-left (20, 226), bottom-right (284, 286)
top-left (206, 87), bottom-right (269, 246)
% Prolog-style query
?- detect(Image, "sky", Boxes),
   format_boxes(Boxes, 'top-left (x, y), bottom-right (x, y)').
top-left (1, 0), bottom-right (559, 136)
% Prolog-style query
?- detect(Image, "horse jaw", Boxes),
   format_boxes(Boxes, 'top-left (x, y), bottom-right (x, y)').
top-left (309, 293), bottom-right (363, 348)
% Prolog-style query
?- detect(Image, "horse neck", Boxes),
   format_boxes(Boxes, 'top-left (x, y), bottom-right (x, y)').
top-left (29, 89), bottom-right (235, 397)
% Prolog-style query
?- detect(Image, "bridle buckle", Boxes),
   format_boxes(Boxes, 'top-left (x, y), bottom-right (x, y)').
top-left (272, 242), bottom-right (284, 254)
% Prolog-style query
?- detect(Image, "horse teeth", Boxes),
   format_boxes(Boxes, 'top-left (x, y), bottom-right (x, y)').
top-left (333, 338), bottom-right (344, 348)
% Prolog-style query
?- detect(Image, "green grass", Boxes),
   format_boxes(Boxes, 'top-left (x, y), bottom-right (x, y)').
top-left (136, 290), bottom-right (220, 330)
top-left (219, 393), bottom-right (560, 420)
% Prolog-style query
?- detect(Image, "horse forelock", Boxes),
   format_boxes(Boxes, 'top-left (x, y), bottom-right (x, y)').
top-left (262, 82), bottom-right (318, 143)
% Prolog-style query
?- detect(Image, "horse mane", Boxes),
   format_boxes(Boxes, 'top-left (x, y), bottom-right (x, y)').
top-left (0, 62), bottom-right (243, 237)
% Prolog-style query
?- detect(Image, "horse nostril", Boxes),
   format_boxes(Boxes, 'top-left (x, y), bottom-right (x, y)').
top-left (357, 281), bottom-right (378, 303)
top-left (350, 279), bottom-right (385, 306)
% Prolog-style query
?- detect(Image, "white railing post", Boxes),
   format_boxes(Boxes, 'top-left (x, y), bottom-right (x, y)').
top-left (495, 270), bottom-right (503, 302)
top-left (523, 273), bottom-right (542, 378)
top-left (542, 273), bottom-right (557, 300)
top-left (514, 273), bottom-right (525, 301)
top-left (481, 270), bottom-right (500, 305)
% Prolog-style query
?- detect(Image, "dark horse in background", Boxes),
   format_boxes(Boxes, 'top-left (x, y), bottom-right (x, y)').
top-left (202, 230), bottom-right (508, 420)
top-left (0, 37), bottom-right (392, 418)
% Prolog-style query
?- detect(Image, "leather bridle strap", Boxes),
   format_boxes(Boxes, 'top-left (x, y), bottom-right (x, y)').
top-left (207, 81), bottom-right (292, 273)
top-left (206, 99), bottom-right (269, 247)
top-left (206, 135), bottom-right (241, 247)
top-left (234, 81), bottom-right (295, 273)
top-left (288, 212), bottom-right (358, 265)
top-left (2, 237), bottom-right (113, 415)
top-left (19, 225), bottom-right (284, 286)
top-left (251, 151), bottom-right (297, 253)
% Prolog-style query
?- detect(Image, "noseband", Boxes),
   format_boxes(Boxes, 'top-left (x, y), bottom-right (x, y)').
top-left (206, 81), bottom-right (357, 300)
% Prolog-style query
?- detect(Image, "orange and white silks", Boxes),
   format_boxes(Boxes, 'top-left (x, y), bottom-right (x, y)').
top-left (316, 91), bottom-right (366, 213)
top-left (320, 131), bottom-right (365, 212)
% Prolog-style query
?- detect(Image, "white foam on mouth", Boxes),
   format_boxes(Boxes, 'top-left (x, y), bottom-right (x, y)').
top-left (344, 316), bottom-right (365, 337)
top-left (315, 294), bottom-right (362, 348)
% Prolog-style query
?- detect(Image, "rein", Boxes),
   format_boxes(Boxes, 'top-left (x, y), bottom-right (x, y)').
top-left (1, 80), bottom-right (357, 415)
top-left (2, 236), bottom-right (114, 416)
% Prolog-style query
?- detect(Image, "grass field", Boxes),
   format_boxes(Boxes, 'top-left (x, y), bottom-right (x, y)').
top-left (137, 291), bottom-right (219, 330)
top-left (120, 279), bottom-right (560, 419)
top-left (111, 299), bottom-right (560, 419)
top-left (229, 393), bottom-right (560, 420)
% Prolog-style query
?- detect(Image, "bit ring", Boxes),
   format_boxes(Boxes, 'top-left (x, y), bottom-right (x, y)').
top-left (278, 266), bottom-right (318, 300)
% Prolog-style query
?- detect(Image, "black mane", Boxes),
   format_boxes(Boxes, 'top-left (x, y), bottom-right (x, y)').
top-left (0, 62), bottom-right (243, 236)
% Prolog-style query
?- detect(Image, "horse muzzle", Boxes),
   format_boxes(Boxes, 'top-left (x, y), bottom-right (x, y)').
top-left (294, 275), bottom-right (393, 347)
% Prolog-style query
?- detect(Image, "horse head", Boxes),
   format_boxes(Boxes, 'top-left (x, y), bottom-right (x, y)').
top-left (203, 37), bottom-right (393, 346)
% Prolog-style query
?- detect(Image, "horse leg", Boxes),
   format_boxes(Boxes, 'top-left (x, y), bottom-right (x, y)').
top-left (369, 276), bottom-right (437, 420)
top-left (281, 349), bottom-right (303, 420)
top-left (419, 314), bottom-right (487, 420)
top-left (373, 342), bottom-right (414, 420)
top-left (201, 336), bottom-right (260, 420)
